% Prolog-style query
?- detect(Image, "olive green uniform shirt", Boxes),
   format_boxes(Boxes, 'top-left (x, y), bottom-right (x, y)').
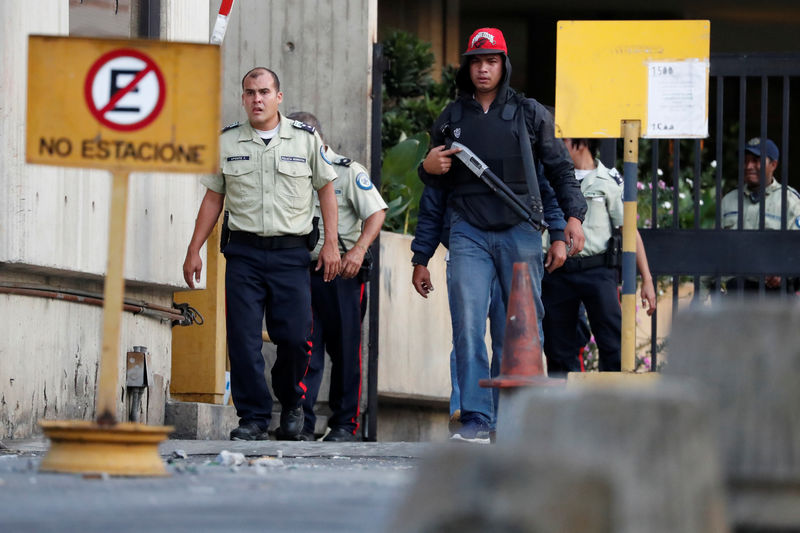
top-left (721, 179), bottom-right (800, 230)
top-left (311, 148), bottom-right (388, 260)
top-left (201, 116), bottom-right (337, 236)
top-left (543, 160), bottom-right (623, 256)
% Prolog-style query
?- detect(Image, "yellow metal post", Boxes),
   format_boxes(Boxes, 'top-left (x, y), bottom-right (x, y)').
top-left (96, 170), bottom-right (129, 424)
top-left (621, 120), bottom-right (641, 372)
top-left (40, 169), bottom-right (174, 476)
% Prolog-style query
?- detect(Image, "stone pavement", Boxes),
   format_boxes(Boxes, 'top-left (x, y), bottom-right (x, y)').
top-left (0, 439), bottom-right (433, 533)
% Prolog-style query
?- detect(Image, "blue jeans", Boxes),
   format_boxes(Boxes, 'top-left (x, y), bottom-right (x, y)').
top-left (449, 273), bottom-right (505, 428)
top-left (448, 211), bottom-right (544, 426)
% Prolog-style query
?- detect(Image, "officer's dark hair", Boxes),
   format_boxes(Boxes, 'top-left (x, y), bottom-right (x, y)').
top-left (241, 67), bottom-right (280, 91)
top-left (287, 111), bottom-right (323, 139)
top-left (570, 138), bottom-right (599, 157)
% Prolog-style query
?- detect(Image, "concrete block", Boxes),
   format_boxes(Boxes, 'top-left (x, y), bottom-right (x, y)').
top-left (498, 380), bottom-right (729, 533)
top-left (164, 401), bottom-right (238, 440)
top-left (666, 301), bottom-right (800, 529)
top-left (376, 402), bottom-right (450, 442)
top-left (387, 446), bottom-right (613, 533)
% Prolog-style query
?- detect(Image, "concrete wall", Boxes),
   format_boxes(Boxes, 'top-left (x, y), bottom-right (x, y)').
top-left (0, 1), bottom-right (206, 288)
top-left (377, 232), bottom-right (452, 401)
top-left (211, 0), bottom-right (377, 166)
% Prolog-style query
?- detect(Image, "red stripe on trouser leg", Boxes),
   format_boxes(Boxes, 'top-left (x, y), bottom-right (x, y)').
top-left (297, 285), bottom-right (313, 399)
top-left (350, 282), bottom-right (366, 432)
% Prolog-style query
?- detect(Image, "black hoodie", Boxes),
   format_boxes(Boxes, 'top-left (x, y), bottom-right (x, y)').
top-left (419, 52), bottom-right (586, 229)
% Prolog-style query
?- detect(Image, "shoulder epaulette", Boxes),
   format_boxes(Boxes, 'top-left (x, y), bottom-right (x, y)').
top-left (221, 122), bottom-right (240, 133)
top-left (291, 120), bottom-right (315, 134)
top-left (334, 157), bottom-right (352, 167)
top-left (608, 167), bottom-right (624, 186)
top-left (787, 185), bottom-right (800, 200)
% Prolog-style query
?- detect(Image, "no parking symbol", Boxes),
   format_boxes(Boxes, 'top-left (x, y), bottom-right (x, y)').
top-left (84, 49), bottom-right (166, 132)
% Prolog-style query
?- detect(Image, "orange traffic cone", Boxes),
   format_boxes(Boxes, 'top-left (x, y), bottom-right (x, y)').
top-left (480, 262), bottom-right (562, 388)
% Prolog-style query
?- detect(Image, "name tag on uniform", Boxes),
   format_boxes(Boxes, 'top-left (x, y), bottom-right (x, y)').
top-left (226, 156), bottom-right (250, 161)
top-left (280, 156), bottom-right (307, 163)
top-left (335, 189), bottom-right (343, 195)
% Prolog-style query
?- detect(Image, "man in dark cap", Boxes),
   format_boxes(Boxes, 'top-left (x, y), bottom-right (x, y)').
top-left (418, 27), bottom-right (587, 443)
top-left (721, 137), bottom-right (800, 294)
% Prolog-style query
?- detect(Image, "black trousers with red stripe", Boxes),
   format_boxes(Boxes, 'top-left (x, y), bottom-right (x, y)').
top-left (541, 265), bottom-right (621, 374)
top-left (224, 242), bottom-right (312, 430)
top-left (301, 270), bottom-right (365, 435)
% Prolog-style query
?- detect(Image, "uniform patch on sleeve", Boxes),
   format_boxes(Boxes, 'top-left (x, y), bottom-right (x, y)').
top-left (280, 156), bottom-right (307, 163)
top-left (795, 215), bottom-right (800, 229)
top-left (226, 155), bottom-right (250, 161)
top-left (355, 172), bottom-right (373, 190)
top-left (291, 120), bottom-right (315, 134)
top-left (320, 146), bottom-right (332, 165)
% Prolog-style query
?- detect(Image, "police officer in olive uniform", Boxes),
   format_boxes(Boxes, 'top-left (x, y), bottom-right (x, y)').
top-left (183, 68), bottom-right (341, 441)
top-left (541, 138), bottom-right (656, 374)
top-left (721, 137), bottom-right (800, 293)
top-left (285, 112), bottom-right (387, 442)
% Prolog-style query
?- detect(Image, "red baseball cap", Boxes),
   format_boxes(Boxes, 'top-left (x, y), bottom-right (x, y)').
top-left (464, 28), bottom-right (508, 56)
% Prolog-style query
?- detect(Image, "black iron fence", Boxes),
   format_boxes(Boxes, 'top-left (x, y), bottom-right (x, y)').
top-left (636, 54), bottom-right (800, 369)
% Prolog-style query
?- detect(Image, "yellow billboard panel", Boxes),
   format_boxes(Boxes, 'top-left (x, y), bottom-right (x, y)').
top-left (555, 20), bottom-right (710, 139)
top-left (26, 36), bottom-right (220, 173)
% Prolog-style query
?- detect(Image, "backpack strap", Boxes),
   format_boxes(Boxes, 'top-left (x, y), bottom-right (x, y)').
top-left (501, 97), bottom-right (518, 121)
top-left (516, 98), bottom-right (545, 226)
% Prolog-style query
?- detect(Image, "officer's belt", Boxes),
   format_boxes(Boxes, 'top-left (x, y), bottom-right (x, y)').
top-left (561, 253), bottom-right (606, 273)
top-left (229, 231), bottom-right (307, 250)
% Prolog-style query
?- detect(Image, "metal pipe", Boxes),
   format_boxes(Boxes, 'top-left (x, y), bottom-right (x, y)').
top-left (0, 284), bottom-right (185, 323)
top-left (365, 42), bottom-right (387, 442)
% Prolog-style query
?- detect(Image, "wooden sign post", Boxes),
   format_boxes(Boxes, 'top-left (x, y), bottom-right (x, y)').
top-left (555, 20), bottom-right (710, 374)
top-left (26, 35), bottom-right (220, 475)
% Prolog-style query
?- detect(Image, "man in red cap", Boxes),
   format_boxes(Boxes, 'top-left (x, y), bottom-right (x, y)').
top-left (419, 28), bottom-right (587, 443)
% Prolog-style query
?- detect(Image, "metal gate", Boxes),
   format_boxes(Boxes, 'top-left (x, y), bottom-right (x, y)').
top-left (634, 54), bottom-right (800, 370)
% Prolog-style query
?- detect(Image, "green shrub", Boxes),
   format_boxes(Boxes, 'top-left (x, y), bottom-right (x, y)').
top-left (379, 31), bottom-right (457, 234)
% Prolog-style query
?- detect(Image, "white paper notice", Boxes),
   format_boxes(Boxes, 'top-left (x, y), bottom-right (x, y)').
top-left (646, 60), bottom-right (708, 138)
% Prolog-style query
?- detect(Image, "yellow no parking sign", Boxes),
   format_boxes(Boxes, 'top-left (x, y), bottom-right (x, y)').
top-left (26, 35), bottom-right (219, 173)
top-left (554, 21), bottom-right (710, 375)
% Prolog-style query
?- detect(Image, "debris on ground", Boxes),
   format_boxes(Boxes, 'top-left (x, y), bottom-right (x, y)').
top-left (172, 449), bottom-right (188, 460)
top-left (212, 450), bottom-right (246, 467)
